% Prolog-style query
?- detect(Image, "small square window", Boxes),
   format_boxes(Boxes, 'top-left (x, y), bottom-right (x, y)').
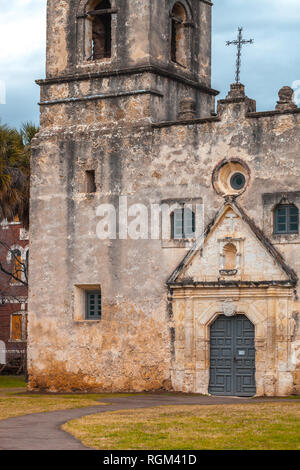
top-left (86, 290), bottom-right (101, 320)
top-left (74, 284), bottom-right (102, 322)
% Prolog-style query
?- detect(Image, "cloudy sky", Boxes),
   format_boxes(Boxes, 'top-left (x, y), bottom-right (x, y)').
top-left (0, 0), bottom-right (300, 128)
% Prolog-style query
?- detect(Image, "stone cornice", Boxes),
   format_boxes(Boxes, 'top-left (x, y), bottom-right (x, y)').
top-left (152, 106), bottom-right (300, 128)
top-left (36, 64), bottom-right (219, 96)
top-left (168, 280), bottom-right (296, 289)
top-left (39, 89), bottom-right (163, 106)
top-left (246, 108), bottom-right (300, 118)
top-left (152, 116), bottom-right (220, 128)
top-left (170, 286), bottom-right (294, 298)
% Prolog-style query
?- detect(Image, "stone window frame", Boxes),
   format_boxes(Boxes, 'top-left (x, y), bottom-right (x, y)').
top-left (169, 0), bottom-right (194, 71)
top-left (263, 192), bottom-right (300, 244)
top-left (76, 164), bottom-right (100, 195)
top-left (76, 0), bottom-right (118, 65)
top-left (73, 284), bottom-right (102, 322)
top-left (85, 169), bottom-right (97, 193)
top-left (212, 158), bottom-right (251, 198)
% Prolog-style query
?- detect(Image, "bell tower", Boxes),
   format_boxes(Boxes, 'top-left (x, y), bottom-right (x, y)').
top-left (39, 0), bottom-right (218, 126)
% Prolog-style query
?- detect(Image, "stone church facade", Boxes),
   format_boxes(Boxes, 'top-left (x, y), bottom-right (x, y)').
top-left (28, 0), bottom-right (300, 396)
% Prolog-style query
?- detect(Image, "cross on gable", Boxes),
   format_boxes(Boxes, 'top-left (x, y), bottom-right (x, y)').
top-left (226, 212), bottom-right (238, 232)
top-left (226, 27), bottom-right (254, 83)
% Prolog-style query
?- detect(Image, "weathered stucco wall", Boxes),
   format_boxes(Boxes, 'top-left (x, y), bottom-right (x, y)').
top-left (28, 0), bottom-right (300, 395)
top-left (28, 88), bottom-right (300, 394)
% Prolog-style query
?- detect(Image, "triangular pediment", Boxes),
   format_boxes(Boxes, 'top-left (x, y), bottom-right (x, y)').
top-left (168, 201), bottom-right (297, 287)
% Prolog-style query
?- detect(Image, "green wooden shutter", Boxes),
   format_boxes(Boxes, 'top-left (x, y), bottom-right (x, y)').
top-left (172, 209), bottom-right (196, 239)
top-left (86, 291), bottom-right (102, 320)
top-left (275, 206), bottom-right (288, 234)
top-left (183, 208), bottom-right (195, 238)
top-left (172, 209), bottom-right (184, 239)
top-left (288, 206), bottom-right (299, 233)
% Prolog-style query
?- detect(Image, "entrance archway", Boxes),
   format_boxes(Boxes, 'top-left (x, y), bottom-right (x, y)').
top-left (209, 314), bottom-right (256, 396)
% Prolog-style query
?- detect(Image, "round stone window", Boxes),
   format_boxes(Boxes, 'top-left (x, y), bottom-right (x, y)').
top-left (230, 172), bottom-right (246, 190)
top-left (212, 159), bottom-right (250, 197)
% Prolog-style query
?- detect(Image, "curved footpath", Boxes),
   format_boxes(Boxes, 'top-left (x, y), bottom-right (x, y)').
top-left (0, 394), bottom-right (287, 450)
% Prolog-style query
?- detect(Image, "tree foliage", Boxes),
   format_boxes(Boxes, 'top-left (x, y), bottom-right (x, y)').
top-left (0, 121), bottom-right (38, 229)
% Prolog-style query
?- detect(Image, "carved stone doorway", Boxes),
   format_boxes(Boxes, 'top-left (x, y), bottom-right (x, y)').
top-left (208, 314), bottom-right (256, 397)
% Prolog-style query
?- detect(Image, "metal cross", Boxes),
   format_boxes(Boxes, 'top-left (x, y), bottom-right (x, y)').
top-left (226, 27), bottom-right (254, 84)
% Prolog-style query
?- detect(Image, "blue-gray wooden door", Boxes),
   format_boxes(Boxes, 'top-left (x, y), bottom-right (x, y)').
top-left (209, 315), bottom-right (256, 396)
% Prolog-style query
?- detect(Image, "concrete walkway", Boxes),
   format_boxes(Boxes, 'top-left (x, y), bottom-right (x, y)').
top-left (0, 394), bottom-right (284, 450)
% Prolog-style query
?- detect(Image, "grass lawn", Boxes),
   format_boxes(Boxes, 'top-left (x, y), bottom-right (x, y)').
top-left (63, 403), bottom-right (300, 450)
top-left (0, 375), bottom-right (141, 421)
top-left (0, 375), bottom-right (110, 420)
top-left (0, 376), bottom-right (26, 388)
top-left (0, 394), bottom-right (109, 421)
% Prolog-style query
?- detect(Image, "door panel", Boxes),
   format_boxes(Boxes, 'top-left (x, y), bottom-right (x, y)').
top-left (209, 315), bottom-right (256, 397)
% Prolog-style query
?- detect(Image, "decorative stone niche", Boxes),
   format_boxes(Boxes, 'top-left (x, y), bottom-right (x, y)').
top-left (219, 238), bottom-right (243, 276)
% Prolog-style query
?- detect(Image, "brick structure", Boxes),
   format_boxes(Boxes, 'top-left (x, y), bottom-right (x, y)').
top-left (0, 220), bottom-right (28, 371)
top-left (28, 1), bottom-right (300, 396)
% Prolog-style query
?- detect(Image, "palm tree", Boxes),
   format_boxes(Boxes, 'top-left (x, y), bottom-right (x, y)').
top-left (0, 121), bottom-right (38, 229)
